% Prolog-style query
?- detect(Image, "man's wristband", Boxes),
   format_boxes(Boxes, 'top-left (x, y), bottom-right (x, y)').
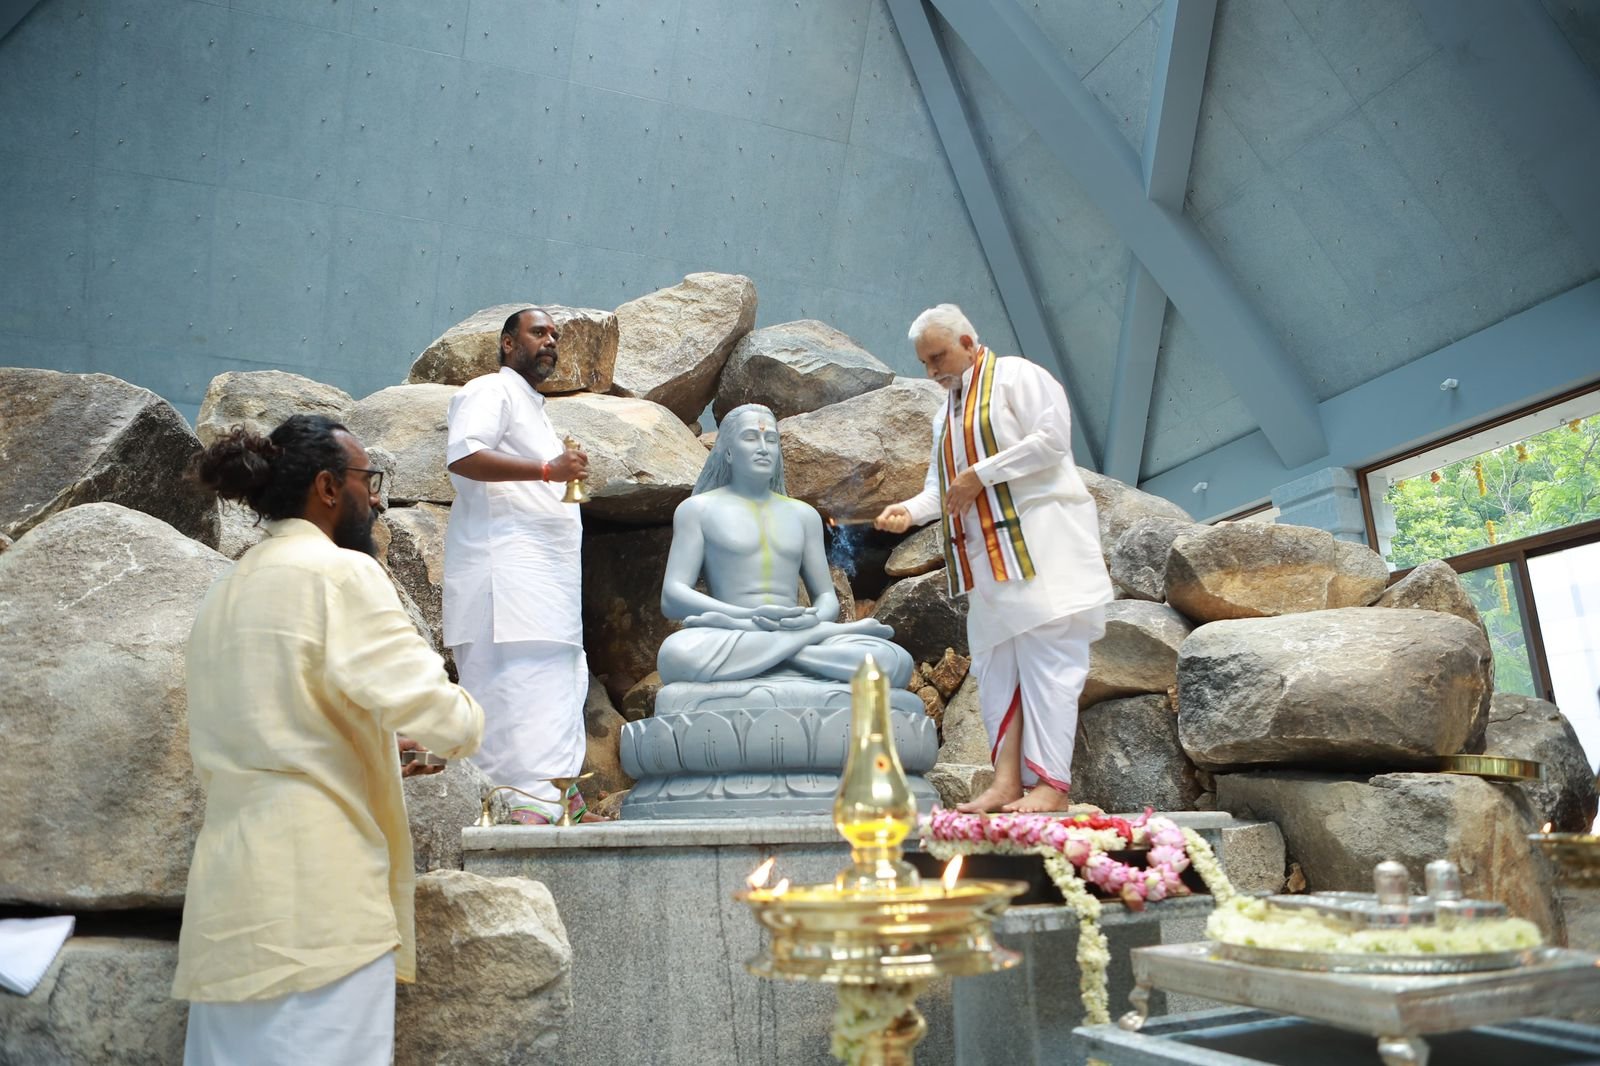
top-left (541, 461), bottom-right (550, 482)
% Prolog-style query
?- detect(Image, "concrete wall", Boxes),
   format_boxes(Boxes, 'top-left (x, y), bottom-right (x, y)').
top-left (0, 0), bottom-right (1020, 424)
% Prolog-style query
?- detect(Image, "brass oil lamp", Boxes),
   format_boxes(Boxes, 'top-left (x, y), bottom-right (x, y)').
top-left (1529, 820), bottom-right (1600, 886)
top-left (738, 656), bottom-right (1025, 1065)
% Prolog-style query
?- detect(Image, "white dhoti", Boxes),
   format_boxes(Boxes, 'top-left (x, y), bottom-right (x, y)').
top-left (972, 606), bottom-right (1104, 792)
top-left (183, 950), bottom-right (395, 1066)
top-left (453, 636), bottom-right (588, 815)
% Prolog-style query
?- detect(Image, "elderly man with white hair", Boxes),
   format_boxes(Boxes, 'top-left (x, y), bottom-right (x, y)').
top-left (875, 304), bottom-right (1112, 813)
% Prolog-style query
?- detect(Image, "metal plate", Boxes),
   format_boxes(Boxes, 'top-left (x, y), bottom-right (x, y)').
top-left (1214, 939), bottom-right (1539, 974)
top-left (1435, 754), bottom-right (1543, 781)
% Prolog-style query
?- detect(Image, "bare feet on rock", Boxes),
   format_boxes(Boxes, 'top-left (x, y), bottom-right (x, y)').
top-left (1000, 784), bottom-right (1071, 814)
top-left (955, 782), bottom-right (1025, 813)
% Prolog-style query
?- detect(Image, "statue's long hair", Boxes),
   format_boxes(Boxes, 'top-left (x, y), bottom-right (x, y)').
top-left (694, 404), bottom-right (787, 496)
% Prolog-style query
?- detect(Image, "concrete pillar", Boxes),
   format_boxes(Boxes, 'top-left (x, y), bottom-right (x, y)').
top-left (1270, 466), bottom-right (1368, 544)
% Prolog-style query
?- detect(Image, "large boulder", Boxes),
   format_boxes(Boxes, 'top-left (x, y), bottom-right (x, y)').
top-left (405, 756), bottom-right (504, 874)
top-left (582, 673), bottom-right (635, 798)
top-left (0, 937), bottom-right (186, 1066)
top-left (885, 523), bottom-right (946, 579)
top-left (612, 273), bottom-right (757, 424)
top-left (0, 503), bottom-right (229, 908)
top-left (778, 378), bottom-right (946, 522)
top-left (926, 763), bottom-right (995, 808)
top-left (1377, 560), bottom-right (1483, 630)
top-left (937, 676), bottom-right (989, 765)
top-left (1329, 539), bottom-right (1392, 609)
top-left (379, 503), bottom-right (450, 654)
top-left (194, 369), bottom-right (353, 445)
top-left (1079, 468), bottom-right (1191, 556)
top-left (874, 568), bottom-right (968, 664)
top-left (1216, 770), bottom-right (1560, 937)
top-left (1166, 523), bottom-right (1387, 622)
top-left (1177, 608), bottom-right (1493, 772)
top-left (1485, 693), bottom-right (1598, 833)
top-left (345, 384), bottom-right (457, 505)
top-left (396, 870), bottom-right (574, 1066)
top-left (407, 304), bottom-right (619, 394)
top-left (582, 524), bottom-right (681, 706)
top-left (0, 368), bottom-right (218, 547)
top-left (620, 671), bottom-right (664, 722)
top-left (215, 500), bottom-right (268, 560)
top-left (1072, 694), bottom-right (1202, 813)
top-left (1081, 600), bottom-right (1192, 707)
top-left (545, 393), bottom-right (708, 524)
top-left (1108, 515), bottom-right (1204, 601)
top-left (713, 319), bottom-right (895, 422)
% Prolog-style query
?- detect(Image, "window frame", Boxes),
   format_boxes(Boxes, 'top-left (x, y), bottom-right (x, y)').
top-left (1356, 383), bottom-right (1600, 705)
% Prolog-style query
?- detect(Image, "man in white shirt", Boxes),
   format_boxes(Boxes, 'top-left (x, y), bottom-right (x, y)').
top-left (875, 304), bottom-right (1112, 814)
top-left (443, 308), bottom-right (592, 824)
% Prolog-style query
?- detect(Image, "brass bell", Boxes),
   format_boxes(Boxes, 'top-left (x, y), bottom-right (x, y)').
top-left (560, 435), bottom-right (590, 504)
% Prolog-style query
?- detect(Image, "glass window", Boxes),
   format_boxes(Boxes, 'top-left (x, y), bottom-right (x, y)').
top-left (1458, 562), bottom-right (1537, 698)
top-left (1528, 541), bottom-right (1600, 771)
top-left (1377, 415), bottom-right (1600, 569)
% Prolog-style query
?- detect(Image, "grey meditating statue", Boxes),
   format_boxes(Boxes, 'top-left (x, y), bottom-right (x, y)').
top-left (619, 404), bottom-right (939, 819)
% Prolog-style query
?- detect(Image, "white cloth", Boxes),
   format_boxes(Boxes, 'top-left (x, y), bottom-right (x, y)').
top-left (972, 607), bottom-right (1104, 790)
top-left (902, 355), bottom-right (1112, 654)
top-left (453, 637), bottom-right (588, 810)
top-left (0, 915), bottom-right (74, 995)
top-left (183, 949), bottom-right (395, 1066)
top-left (443, 367), bottom-right (582, 648)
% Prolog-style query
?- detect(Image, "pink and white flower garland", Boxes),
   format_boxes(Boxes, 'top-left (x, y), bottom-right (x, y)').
top-left (922, 807), bottom-right (1235, 1025)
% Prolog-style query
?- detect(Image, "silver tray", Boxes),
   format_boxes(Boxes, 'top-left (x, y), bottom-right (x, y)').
top-left (1214, 939), bottom-right (1542, 975)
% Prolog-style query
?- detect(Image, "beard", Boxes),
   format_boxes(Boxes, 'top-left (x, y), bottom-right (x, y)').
top-left (528, 346), bottom-right (557, 383)
top-left (333, 504), bottom-right (378, 557)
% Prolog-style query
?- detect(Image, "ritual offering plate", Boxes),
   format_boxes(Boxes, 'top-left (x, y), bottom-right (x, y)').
top-left (1202, 858), bottom-right (1545, 976)
top-left (1433, 753), bottom-right (1543, 781)
top-left (1212, 939), bottom-right (1544, 975)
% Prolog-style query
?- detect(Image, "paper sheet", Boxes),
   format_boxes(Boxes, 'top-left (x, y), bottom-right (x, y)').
top-left (0, 915), bottom-right (75, 996)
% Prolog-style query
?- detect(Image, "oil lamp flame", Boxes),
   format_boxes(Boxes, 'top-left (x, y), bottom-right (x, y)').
top-left (942, 855), bottom-right (964, 892)
top-left (748, 857), bottom-right (776, 890)
top-left (1542, 822), bottom-right (1553, 835)
top-left (771, 878), bottom-right (791, 897)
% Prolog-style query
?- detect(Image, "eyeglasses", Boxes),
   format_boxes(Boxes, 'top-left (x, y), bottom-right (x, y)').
top-left (345, 466), bottom-right (386, 496)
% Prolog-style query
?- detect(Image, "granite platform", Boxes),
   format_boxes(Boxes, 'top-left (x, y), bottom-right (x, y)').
top-left (462, 813), bottom-right (1286, 1066)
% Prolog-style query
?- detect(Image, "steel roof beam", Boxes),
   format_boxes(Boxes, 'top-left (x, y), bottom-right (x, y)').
top-left (927, 0), bottom-right (1328, 468)
top-left (887, 0), bottom-right (1098, 469)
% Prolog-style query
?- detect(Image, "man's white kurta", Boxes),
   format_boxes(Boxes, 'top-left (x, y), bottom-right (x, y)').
top-left (443, 367), bottom-right (582, 649)
top-left (901, 356), bottom-right (1112, 651)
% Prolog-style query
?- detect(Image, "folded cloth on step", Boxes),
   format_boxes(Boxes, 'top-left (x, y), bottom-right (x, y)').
top-left (0, 915), bottom-right (75, 995)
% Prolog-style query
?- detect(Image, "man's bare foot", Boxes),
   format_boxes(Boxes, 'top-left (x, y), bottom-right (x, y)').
top-left (956, 782), bottom-right (1024, 813)
top-left (1001, 784), bottom-right (1071, 813)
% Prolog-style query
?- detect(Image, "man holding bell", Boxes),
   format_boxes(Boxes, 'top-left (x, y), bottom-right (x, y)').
top-left (444, 307), bottom-right (594, 824)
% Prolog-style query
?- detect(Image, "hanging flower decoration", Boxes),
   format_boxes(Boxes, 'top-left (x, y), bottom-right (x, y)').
top-left (923, 807), bottom-right (1236, 1025)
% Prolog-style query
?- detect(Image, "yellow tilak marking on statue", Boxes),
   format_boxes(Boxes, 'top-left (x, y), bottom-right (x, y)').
top-left (746, 496), bottom-right (775, 604)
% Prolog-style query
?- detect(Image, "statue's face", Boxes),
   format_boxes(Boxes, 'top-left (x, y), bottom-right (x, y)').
top-left (726, 411), bottom-right (779, 477)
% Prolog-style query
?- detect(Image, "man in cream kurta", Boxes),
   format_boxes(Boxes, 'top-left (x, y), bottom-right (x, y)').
top-left (176, 415), bottom-right (484, 1065)
top-left (877, 304), bottom-right (1112, 814)
top-left (444, 307), bottom-right (590, 823)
